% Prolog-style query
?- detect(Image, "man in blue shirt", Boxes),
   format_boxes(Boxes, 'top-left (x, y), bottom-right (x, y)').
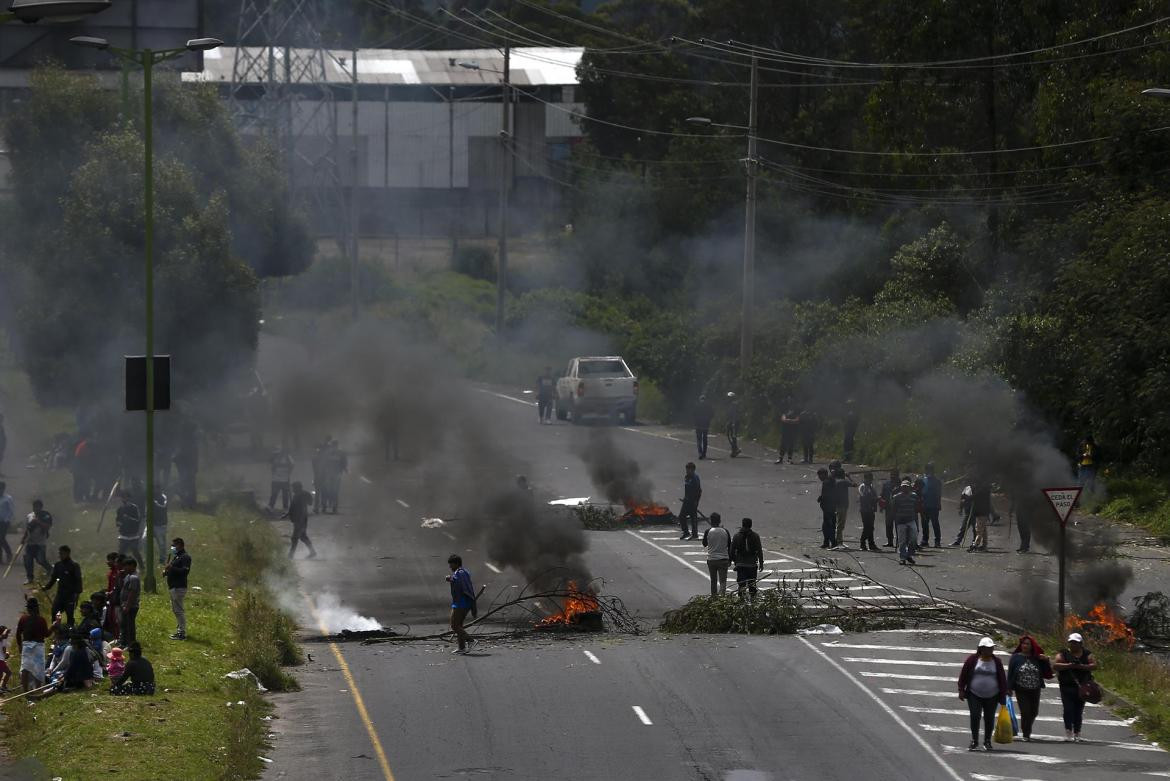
top-left (445, 555), bottom-right (478, 654)
top-left (920, 463), bottom-right (943, 548)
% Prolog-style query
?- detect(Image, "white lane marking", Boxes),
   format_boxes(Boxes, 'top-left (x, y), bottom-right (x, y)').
top-left (769, 576), bottom-right (865, 584)
top-left (880, 688), bottom-right (1098, 707)
top-left (359, 474), bottom-right (373, 484)
top-left (666, 544), bottom-right (697, 549)
top-left (823, 642), bottom-right (1008, 655)
top-left (874, 629), bottom-right (982, 635)
top-left (620, 426), bottom-right (731, 455)
top-left (683, 551), bottom-right (707, 557)
top-left (845, 657), bottom-right (966, 667)
top-left (770, 566), bottom-right (827, 572)
top-left (900, 706), bottom-right (1127, 726)
top-left (583, 650), bottom-right (601, 665)
top-left (861, 668), bottom-right (959, 678)
top-left (822, 595), bottom-right (933, 602)
top-left (941, 746), bottom-right (1066, 764)
top-left (476, 389), bottom-right (536, 407)
top-left (920, 724), bottom-right (1162, 751)
top-left (442, 532), bottom-right (456, 541)
top-left (797, 636), bottom-right (964, 781)
top-left (631, 706), bottom-right (653, 725)
top-left (395, 499), bottom-right (410, 509)
top-left (1145, 772), bottom-right (1170, 778)
top-left (625, 531), bottom-right (710, 578)
top-left (484, 562), bottom-right (502, 574)
top-left (970, 775), bottom-right (1049, 781)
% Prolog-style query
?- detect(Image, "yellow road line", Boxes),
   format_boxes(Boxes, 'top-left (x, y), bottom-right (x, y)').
top-left (302, 591), bottom-right (396, 781)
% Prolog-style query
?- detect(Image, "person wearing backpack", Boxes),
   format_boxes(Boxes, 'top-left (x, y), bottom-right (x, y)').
top-left (1007, 634), bottom-right (1053, 741)
top-left (701, 512), bottom-right (732, 596)
top-left (730, 518), bottom-right (764, 601)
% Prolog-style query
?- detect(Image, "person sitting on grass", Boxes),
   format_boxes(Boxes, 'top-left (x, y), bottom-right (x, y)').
top-left (46, 619), bottom-right (70, 670)
top-left (37, 633), bottom-right (97, 698)
top-left (105, 646), bottom-right (125, 680)
top-left (109, 642), bottom-right (154, 696)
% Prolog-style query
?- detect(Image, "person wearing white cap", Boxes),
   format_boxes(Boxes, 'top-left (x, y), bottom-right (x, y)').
top-left (957, 636), bottom-right (1007, 751)
top-left (1052, 632), bottom-right (1098, 741)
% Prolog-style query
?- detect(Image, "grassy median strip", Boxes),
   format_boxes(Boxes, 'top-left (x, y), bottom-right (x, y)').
top-left (2, 507), bottom-right (300, 781)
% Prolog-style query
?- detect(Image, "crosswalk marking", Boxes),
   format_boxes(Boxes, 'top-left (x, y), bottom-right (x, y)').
top-left (900, 706), bottom-right (1127, 727)
top-left (874, 629), bottom-right (982, 635)
top-left (880, 688), bottom-right (1098, 707)
top-left (918, 724), bottom-right (1160, 752)
top-left (941, 746), bottom-right (1067, 764)
top-left (824, 642), bottom-right (1008, 654)
top-left (844, 657), bottom-right (968, 667)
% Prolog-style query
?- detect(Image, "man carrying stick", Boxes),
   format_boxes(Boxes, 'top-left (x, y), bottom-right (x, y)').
top-left (445, 555), bottom-right (477, 655)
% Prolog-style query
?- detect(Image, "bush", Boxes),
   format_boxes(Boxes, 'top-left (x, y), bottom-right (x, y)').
top-left (451, 245), bottom-right (496, 282)
top-left (270, 254), bottom-right (397, 310)
top-left (231, 588), bottom-right (302, 692)
top-left (661, 590), bottom-right (807, 634)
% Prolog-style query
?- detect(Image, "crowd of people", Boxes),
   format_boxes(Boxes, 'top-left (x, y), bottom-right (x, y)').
top-left (0, 483), bottom-right (190, 702)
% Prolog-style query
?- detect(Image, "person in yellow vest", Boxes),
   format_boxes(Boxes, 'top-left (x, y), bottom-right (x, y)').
top-left (1077, 435), bottom-right (1098, 496)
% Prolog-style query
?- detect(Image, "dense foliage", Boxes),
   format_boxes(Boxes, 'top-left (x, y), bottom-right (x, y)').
top-left (0, 68), bottom-right (311, 404)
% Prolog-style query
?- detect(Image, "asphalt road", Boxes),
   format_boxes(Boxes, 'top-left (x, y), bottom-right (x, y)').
top-left (261, 385), bottom-right (1170, 781)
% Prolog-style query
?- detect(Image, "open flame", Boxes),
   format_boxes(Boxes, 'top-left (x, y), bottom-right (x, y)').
top-left (621, 501), bottom-right (674, 520)
top-left (1065, 602), bottom-right (1135, 649)
top-left (536, 581), bottom-right (600, 628)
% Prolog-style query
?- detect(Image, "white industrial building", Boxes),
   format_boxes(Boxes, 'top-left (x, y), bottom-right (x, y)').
top-left (187, 46), bottom-right (586, 237)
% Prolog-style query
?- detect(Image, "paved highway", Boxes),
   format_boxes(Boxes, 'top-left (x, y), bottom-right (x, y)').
top-left (261, 385), bottom-right (1170, 781)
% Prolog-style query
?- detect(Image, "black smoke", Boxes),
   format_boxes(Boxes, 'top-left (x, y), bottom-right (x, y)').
top-left (580, 428), bottom-right (654, 505)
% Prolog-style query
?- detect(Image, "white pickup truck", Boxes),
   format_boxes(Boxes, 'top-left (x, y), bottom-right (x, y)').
top-left (555, 356), bottom-right (639, 424)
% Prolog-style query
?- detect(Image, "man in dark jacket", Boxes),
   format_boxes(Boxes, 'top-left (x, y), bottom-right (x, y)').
top-left (693, 396), bottom-right (714, 460)
top-left (892, 480), bottom-right (922, 565)
top-left (115, 491), bottom-right (144, 570)
top-left (284, 482), bottom-right (316, 559)
top-left (798, 409), bottom-right (818, 464)
top-left (920, 463), bottom-right (943, 547)
top-left (725, 392), bottom-right (741, 458)
top-left (776, 408), bottom-right (799, 464)
top-left (42, 545), bottom-right (83, 626)
top-left (731, 518), bottom-right (765, 601)
top-left (879, 469), bottom-right (900, 548)
top-left (831, 461), bottom-right (855, 550)
top-left (679, 463), bottom-right (702, 540)
top-left (817, 468), bottom-right (837, 549)
top-left (164, 537), bottom-right (192, 640)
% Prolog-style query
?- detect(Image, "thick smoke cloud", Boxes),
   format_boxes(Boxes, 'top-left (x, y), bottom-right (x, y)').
top-left (579, 428), bottom-right (654, 506)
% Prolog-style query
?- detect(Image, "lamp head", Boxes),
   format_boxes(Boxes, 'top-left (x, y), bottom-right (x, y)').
top-left (185, 37), bottom-right (222, 52)
top-left (10, 0), bottom-right (110, 23)
top-left (69, 35), bottom-right (109, 50)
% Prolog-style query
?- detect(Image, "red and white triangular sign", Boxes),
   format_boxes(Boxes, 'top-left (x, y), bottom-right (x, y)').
top-left (1043, 487), bottom-right (1083, 527)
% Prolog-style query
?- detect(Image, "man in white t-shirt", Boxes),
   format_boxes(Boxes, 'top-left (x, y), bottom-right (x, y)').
top-left (701, 512), bottom-right (732, 596)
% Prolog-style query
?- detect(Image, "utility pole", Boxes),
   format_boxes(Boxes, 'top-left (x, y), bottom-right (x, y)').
top-left (740, 55), bottom-right (758, 375)
top-left (496, 9), bottom-right (511, 342)
top-left (350, 46), bottom-right (359, 320)
top-left (450, 85), bottom-right (457, 258)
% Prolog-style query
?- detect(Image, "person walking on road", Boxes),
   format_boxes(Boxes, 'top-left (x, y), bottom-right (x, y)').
top-left (892, 479), bottom-right (921, 565)
top-left (879, 469), bottom-right (899, 548)
top-left (816, 468), bottom-right (836, 549)
top-left (702, 512), bottom-right (732, 596)
top-left (535, 367), bottom-right (555, 424)
top-left (446, 554), bottom-right (477, 654)
top-left (858, 472), bottom-right (879, 551)
top-left (968, 481), bottom-right (994, 552)
top-left (831, 461), bottom-right (855, 550)
top-left (21, 499), bottom-right (53, 585)
top-left (952, 485), bottom-right (974, 546)
top-left (284, 482), bottom-right (317, 560)
top-left (776, 408), bottom-right (799, 464)
top-left (958, 636), bottom-right (1008, 752)
top-left (0, 482), bottom-right (14, 565)
top-left (268, 446), bottom-right (294, 511)
top-left (42, 545), bottom-right (83, 627)
top-left (731, 518), bottom-right (764, 601)
top-left (164, 537), bottom-right (191, 640)
top-left (693, 396), bottom-right (714, 460)
top-left (1008, 634), bottom-right (1053, 741)
top-left (725, 392), bottom-right (741, 458)
top-left (798, 408), bottom-right (817, 464)
top-left (679, 462), bottom-right (702, 540)
top-left (115, 491), bottom-right (144, 570)
top-left (1053, 632), bottom-right (1097, 742)
top-left (920, 463), bottom-right (943, 547)
top-left (119, 559), bottom-right (141, 646)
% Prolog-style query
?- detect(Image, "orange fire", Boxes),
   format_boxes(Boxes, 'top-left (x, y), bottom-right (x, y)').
top-left (623, 501), bottom-right (673, 517)
top-left (1065, 602), bottom-right (1135, 649)
top-left (536, 582), bottom-right (600, 627)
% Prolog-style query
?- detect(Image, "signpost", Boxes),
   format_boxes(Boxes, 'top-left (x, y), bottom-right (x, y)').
top-left (1043, 486), bottom-right (1083, 626)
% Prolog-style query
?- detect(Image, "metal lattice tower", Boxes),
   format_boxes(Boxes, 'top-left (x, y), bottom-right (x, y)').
top-left (229, 0), bottom-right (343, 237)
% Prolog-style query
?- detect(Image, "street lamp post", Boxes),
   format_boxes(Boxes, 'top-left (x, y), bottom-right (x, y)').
top-left (72, 34), bottom-right (222, 593)
top-left (686, 55), bottom-right (760, 377)
top-left (0, 0), bottom-right (109, 24)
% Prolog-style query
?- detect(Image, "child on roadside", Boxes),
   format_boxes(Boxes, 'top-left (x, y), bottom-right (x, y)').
top-left (106, 647), bottom-right (125, 680)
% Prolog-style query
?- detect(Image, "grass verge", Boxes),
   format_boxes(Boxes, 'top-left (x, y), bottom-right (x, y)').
top-left (1095, 473), bottom-right (1170, 541)
top-left (2, 506), bottom-right (301, 781)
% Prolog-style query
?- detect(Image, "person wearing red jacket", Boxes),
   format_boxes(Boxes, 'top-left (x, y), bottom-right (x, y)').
top-left (957, 637), bottom-right (1009, 752)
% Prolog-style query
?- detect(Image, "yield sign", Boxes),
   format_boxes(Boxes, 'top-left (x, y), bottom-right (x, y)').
top-left (1043, 487), bottom-right (1083, 527)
